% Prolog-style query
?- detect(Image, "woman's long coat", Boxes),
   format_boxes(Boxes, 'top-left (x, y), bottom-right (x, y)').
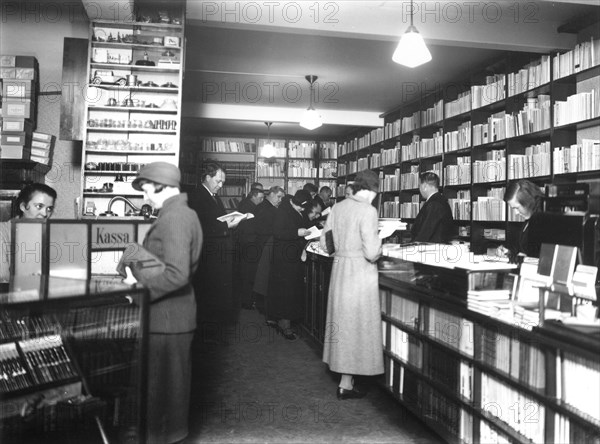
top-left (268, 199), bottom-right (307, 322)
top-left (320, 194), bottom-right (384, 375)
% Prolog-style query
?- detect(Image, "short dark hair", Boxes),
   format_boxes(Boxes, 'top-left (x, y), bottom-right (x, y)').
top-left (419, 171), bottom-right (440, 189)
top-left (249, 188), bottom-right (265, 198)
top-left (351, 170), bottom-right (379, 193)
top-left (504, 179), bottom-right (543, 214)
top-left (319, 186), bottom-right (332, 195)
top-left (303, 183), bottom-right (318, 194)
top-left (250, 182), bottom-right (264, 190)
top-left (16, 183), bottom-right (57, 217)
top-left (201, 162), bottom-right (223, 182)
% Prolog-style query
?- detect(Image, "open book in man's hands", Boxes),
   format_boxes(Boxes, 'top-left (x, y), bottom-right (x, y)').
top-left (216, 211), bottom-right (254, 224)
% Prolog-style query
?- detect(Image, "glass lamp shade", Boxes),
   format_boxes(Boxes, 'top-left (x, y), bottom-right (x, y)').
top-left (392, 26), bottom-right (432, 68)
top-left (261, 142), bottom-right (276, 158)
top-left (299, 107), bottom-right (323, 130)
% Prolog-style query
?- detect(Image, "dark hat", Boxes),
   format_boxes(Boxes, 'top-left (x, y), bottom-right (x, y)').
top-left (354, 170), bottom-right (379, 192)
top-left (132, 162), bottom-right (181, 191)
top-left (291, 190), bottom-right (311, 207)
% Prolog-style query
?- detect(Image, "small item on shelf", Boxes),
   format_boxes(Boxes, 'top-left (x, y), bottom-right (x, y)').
top-left (106, 98), bottom-right (117, 106)
top-left (161, 82), bottom-right (177, 88)
top-left (145, 103), bottom-right (158, 108)
top-left (160, 99), bottom-right (177, 110)
top-left (126, 74), bottom-right (137, 86)
top-left (135, 52), bottom-right (155, 67)
top-left (163, 37), bottom-right (180, 48)
top-left (122, 97), bottom-right (134, 107)
top-left (141, 81), bottom-right (158, 87)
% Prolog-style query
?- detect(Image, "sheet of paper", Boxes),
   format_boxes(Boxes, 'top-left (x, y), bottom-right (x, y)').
top-left (304, 226), bottom-right (322, 240)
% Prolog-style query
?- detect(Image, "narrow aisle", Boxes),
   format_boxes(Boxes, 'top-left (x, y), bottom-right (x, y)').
top-left (186, 309), bottom-right (443, 444)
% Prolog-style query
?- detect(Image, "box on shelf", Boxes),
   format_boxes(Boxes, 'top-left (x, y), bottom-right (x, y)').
top-left (0, 145), bottom-right (31, 160)
top-left (0, 68), bottom-right (16, 79)
top-left (2, 118), bottom-right (33, 133)
top-left (15, 56), bottom-right (39, 69)
top-left (2, 80), bottom-right (35, 99)
top-left (2, 99), bottom-right (35, 118)
top-left (15, 68), bottom-right (37, 80)
top-left (0, 55), bottom-right (16, 67)
top-left (32, 131), bottom-right (53, 142)
top-left (1, 132), bottom-right (32, 146)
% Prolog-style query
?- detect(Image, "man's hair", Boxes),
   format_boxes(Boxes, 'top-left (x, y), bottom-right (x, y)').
top-left (250, 182), bottom-right (264, 190)
top-left (319, 186), bottom-right (332, 195)
top-left (267, 186), bottom-right (285, 196)
top-left (201, 162), bottom-right (223, 182)
top-left (17, 183), bottom-right (57, 216)
top-left (419, 171), bottom-right (440, 189)
top-left (302, 183), bottom-right (318, 194)
top-left (249, 188), bottom-right (265, 198)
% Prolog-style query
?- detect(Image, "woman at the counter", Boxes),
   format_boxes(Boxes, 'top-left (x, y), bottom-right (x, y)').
top-left (0, 183), bottom-right (57, 282)
top-left (497, 179), bottom-right (544, 261)
top-left (128, 162), bottom-right (203, 444)
top-left (320, 170), bottom-right (383, 400)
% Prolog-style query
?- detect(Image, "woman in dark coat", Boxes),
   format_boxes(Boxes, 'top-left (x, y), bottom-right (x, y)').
top-left (267, 190), bottom-right (311, 339)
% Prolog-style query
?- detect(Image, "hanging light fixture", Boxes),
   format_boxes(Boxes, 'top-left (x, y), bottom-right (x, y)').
top-left (261, 122), bottom-right (276, 158)
top-left (392, 0), bottom-right (432, 68)
top-left (299, 75), bottom-right (323, 130)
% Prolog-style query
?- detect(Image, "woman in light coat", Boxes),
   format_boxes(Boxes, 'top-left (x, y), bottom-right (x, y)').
top-left (320, 170), bottom-right (383, 399)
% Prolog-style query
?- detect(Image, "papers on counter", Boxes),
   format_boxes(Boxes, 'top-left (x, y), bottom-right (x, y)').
top-left (378, 218), bottom-right (407, 239)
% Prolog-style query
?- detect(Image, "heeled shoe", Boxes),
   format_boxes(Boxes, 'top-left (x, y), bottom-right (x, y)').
top-left (337, 387), bottom-right (366, 400)
top-left (275, 325), bottom-right (298, 341)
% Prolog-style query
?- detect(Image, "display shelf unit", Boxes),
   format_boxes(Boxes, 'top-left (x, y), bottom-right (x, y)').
top-left (81, 6), bottom-right (185, 218)
top-left (0, 278), bottom-right (149, 444)
top-left (337, 44), bottom-right (600, 254)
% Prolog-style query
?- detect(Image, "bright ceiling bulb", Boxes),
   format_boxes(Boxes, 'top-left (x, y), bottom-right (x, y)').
top-left (261, 143), bottom-right (276, 158)
top-left (392, 26), bottom-right (432, 68)
top-left (299, 107), bottom-right (323, 130)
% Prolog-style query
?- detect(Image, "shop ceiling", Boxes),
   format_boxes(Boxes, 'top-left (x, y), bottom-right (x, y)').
top-left (87, 0), bottom-right (600, 139)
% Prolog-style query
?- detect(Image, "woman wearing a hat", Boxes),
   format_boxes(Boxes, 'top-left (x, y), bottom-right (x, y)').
top-left (320, 170), bottom-right (383, 399)
top-left (129, 162), bottom-right (203, 444)
top-left (267, 189), bottom-right (312, 340)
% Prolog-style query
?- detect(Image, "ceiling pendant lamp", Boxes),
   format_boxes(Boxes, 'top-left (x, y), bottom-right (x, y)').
top-left (392, 0), bottom-right (432, 68)
top-left (261, 122), bottom-right (276, 158)
top-left (299, 75), bottom-right (323, 130)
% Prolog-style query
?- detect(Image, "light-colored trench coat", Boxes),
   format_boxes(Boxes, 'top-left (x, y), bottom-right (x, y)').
top-left (320, 194), bottom-right (384, 375)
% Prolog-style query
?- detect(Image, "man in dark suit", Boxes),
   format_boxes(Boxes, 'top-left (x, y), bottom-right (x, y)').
top-left (187, 162), bottom-right (242, 321)
top-left (411, 172), bottom-right (456, 243)
top-left (237, 188), bottom-right (265, 214)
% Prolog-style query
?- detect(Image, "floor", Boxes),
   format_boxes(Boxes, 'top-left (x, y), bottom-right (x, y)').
top-left (186, 308), bottom-right (444, 444)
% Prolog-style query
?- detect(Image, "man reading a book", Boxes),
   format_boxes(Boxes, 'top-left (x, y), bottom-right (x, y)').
top-left (129, 162), bottom-right (203, 444)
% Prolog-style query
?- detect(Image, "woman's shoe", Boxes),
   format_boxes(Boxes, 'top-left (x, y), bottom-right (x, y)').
top-left (337, 387), bottom-right (366, 400)
top-left (265, 320), bottom-right (278, 329)
top-left (276, 326), bottom-right (298, 341)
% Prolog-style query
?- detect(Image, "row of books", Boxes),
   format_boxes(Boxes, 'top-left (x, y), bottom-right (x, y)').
top-left (381, 200), bottom-right (401, 218)
top-left (507, 55), bottom-right (550, 96)
top-left (481, 373), bottom-right (545, 443)
top-left (448, 198), bottom-right (471, 221)
top-left (554, 90), bottom-right (599, 126)
top-left (471, 74), bottom-right (506, 109)
top-left (553, 37), bottom-right (599, 80)
top-left (197, 139), bottom-right (256, 153)
top-left (553, 139), bottom-right (600, 174)
top-left (388, 324), bottom-right (423, 369)
top-left (444, 156), bottom-right (471, 185)
top-left (473, 155), bottom-right (506, 183)
top-left (445, 91), bottom-right (471, 118)
top-left (421, 99), bottom-right (443, 127)
top-left (388, 292), bottom-right (419, 325)
top-left (426, 307), bottom-right (475, 357)
top-left (0, 313), bottom-right (56, 341)
top-left (560, 352), bottom-right (600, 422)
top-left (444, 121), bottom-right (471, 152)
top-left (288, 141), bottom-right (316, 158)
top-left (379, 169), bottom-right (401, 192)
top-left (507, 142), bottom-right (551, 179)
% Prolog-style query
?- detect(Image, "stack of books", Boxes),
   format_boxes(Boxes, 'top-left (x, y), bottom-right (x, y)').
top-left (29, 131), bottom-right (55, 165)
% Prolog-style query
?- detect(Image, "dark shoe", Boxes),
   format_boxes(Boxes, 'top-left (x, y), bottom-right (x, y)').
top-left (265, 320), bottom-right (278, 328)
top-left (337, 387), bottom-right (366, 400)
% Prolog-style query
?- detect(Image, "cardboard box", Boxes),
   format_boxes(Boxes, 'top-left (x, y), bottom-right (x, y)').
top-left (15, 68), bottom-right (36, 80)
top-left (0, 145), bottom-right (31, 160)
top-left (15, 56), bottom-right (38, 69)
top-left (1, 132), bottom-right (31, 146)
top-left (2, 118), bottom-right (32, 133)
top-left (32, 131), bottom-right (53, 142)
top-left (31, 147), bottom-right (50, 157)
top-left (2, 99), bottom-right (34, 118)
top-left (31, 139), bottom-right (51, 149)
top-left (2, 80), bottom-right (34, 99)
top-left (0, 56), bottom-right (16, 67)
top-left (0, 68), bottom-right (16, 79)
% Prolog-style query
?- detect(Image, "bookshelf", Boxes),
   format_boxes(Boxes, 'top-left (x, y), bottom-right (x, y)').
top-left (337, 41), bottom-right (600, 254)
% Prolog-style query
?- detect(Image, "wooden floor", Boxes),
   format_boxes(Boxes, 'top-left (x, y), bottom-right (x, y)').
top-left (186, 308), bottom-right (444, 444)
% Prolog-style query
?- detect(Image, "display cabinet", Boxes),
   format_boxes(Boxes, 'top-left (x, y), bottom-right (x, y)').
top-left (81, 5), bottom-right (185, 217)
top-left (0, 276), bottom-right (149, 444)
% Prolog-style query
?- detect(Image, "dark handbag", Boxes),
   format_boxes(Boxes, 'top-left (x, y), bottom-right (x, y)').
top-left (324, 230), bottom-right (335, 255)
